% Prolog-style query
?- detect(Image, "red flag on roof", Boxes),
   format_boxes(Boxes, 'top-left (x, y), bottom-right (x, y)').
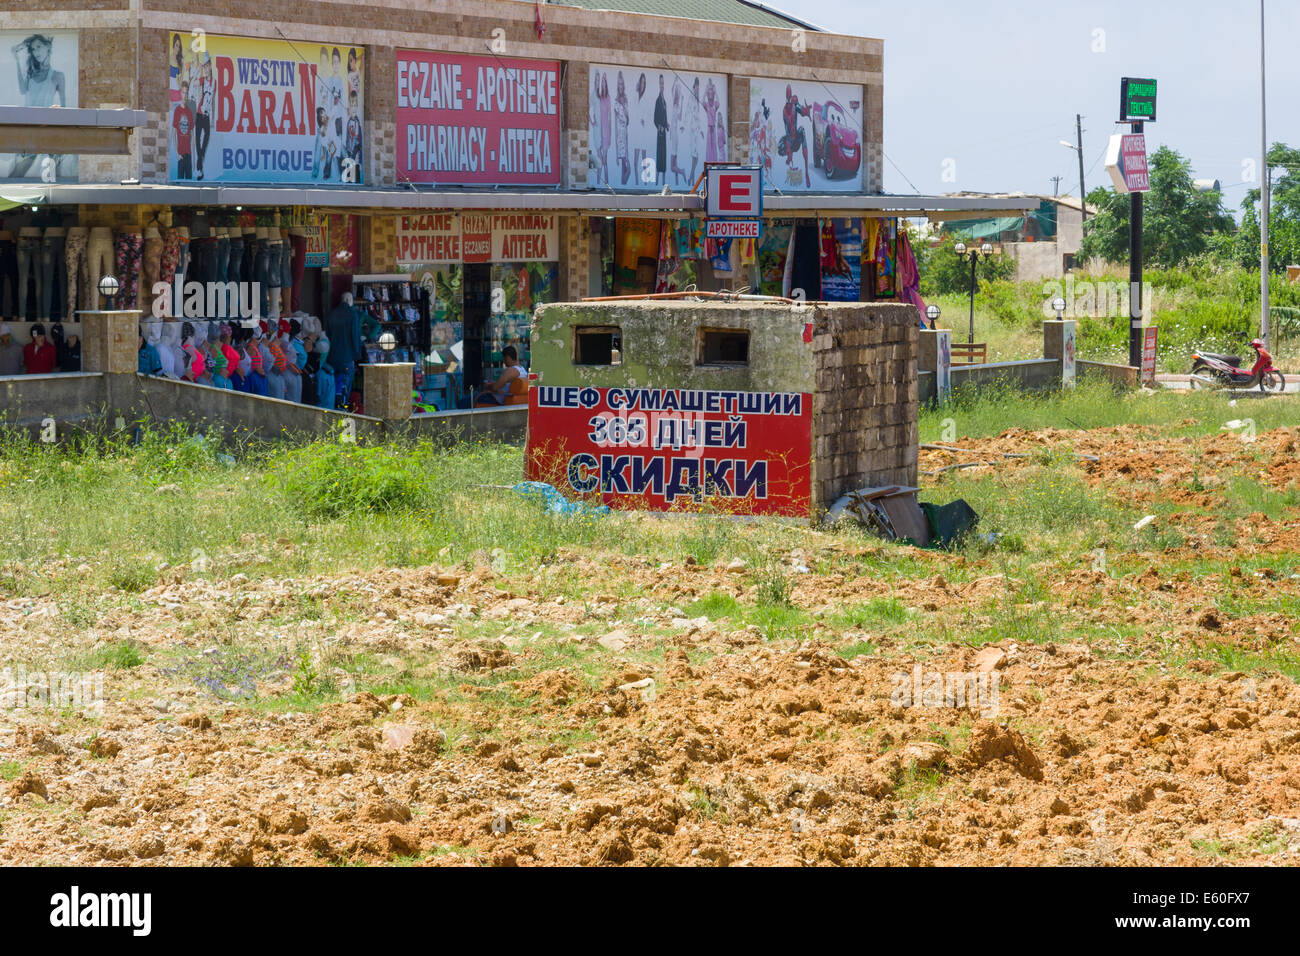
top-left (535, 1), bottom-right (547, 39)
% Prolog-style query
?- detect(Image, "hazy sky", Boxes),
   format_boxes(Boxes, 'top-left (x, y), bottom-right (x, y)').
top-left (782, 0), bottom-right (1297, 212)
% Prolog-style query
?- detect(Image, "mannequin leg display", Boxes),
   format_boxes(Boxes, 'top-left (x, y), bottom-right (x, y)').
top-left (0, 236), bottom-right (16, 319)
top-left (289, 232), bottom-right (307, 313)
top-left (254, 239), bottom-right (270, 318)
top-left (265, 241), bottom-right (283, 321)
top-left (214, 235), bottom-right (230, 318)
top-left (65, 228), bottom-right (88, 314)
top-left (142, 233), bottom-right (163, 314)
top-left (114, 232), bottom-right (144, 310)
top-left (40, 229), bottom-right (67, 320)
top-left (280, 238), bottom-right (294, 316)
top-left (16, 231), bottom-right (40, 319)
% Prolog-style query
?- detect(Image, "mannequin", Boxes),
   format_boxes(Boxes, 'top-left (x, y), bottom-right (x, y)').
top-left (114, 228), bottom-right (143, 311)
top-left (143, 225), bottom-right (163, 315)
top-left (241, 226), bottom-right (257, 286)
top-left (212, 226), bottom-right (231, 320)
top-left (285, 225), bottom-right (306, 316)
top-left (266, 227), bottom-right (284, 322)
top-left (41, 226), bottom-right (67, 320)
top-left (16, 227), bottom-right (41, 320)
top-left (174, 225), bottom-right (190, 287)
top-left (65, 225), bottom-right (88, 315)
top-left (254, 226), bottom-right (270, 319)
top-left (0, 229), bottom-right (15, 320)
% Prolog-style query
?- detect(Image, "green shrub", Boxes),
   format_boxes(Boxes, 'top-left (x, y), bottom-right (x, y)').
top-left (270, 442), bottom-right (430, 517)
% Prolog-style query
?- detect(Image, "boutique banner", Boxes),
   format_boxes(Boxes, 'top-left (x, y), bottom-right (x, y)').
top-left (166, 32), bottom-right (365, 184)
top-left (395, 213), bottom-right (559, 265)
top-left (748, 77), bottom-right (862, 192)
top-left (1, 30), bottom-right (79, 182)
top-left (588, 64), bottom-right (727, 190)
top-left (396, 51), bottom-right (560, 186)
top-left (525, 386), bottom-right (813, 518)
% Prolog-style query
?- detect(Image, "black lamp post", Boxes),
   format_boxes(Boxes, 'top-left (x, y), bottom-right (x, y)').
top-left (925, 304), bottom-right (941, 330)
top-left (952, 241), bottom-right (994, 344)
top-left (98, 274), bottom-right (120, 311)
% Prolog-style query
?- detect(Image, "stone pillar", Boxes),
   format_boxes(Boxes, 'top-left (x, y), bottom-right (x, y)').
top-left (364, 362), bottom-right (414, 421)
top-left (1043, 319), bottom-right (1076, 388)
top-left (80, 310), bottom-right (142, 374)
top-left (919, 328), bottom-right (951, 403)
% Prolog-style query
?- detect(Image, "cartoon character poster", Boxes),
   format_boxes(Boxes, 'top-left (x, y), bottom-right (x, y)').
top-left (748, 77), bottom-right (862, 192)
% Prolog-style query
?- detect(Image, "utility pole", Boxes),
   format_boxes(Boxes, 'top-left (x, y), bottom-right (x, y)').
top-left (1076, 114), bottom-right (1087, 222)
top-left (1050, 175), bottom-right (1063, 196)
top-left (1260, 0), bottom-right (1270, 348)
top-left (1129, 118), bottom-right (1143, 368)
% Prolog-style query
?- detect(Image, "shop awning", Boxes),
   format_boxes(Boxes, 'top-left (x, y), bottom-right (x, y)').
top-left (0, 106), bottom-right (147, 156)
top-left (33, 183), bottom-right (1038, 218)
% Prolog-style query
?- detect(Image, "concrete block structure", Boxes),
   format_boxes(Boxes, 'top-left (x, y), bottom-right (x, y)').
top-left (525, 300), bottom-right (918, 520)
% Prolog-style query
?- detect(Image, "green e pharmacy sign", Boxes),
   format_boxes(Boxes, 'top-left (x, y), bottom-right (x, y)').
top-left (1120, 77), bottom-right (1157, 123)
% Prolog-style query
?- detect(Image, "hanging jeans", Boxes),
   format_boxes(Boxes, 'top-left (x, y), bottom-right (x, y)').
top-left (65, 228), bottom-right (88, 315)
top-left (266, 240), bottom-right (283, 320)
top-left (241, 235), bottom-right (256, 284)
top-left (175, 235), bottom-right (191, 286)
top-left (246, 369), bottom-right (267, 395)
top-left (114, 232), bottom-right (144, 310)
top-left (266, 367), bottom-right (287, 400)
top-left (142, 233), bottom-right (164, 313)
top-left (0, 238), bottom-right (17, 318)
top-left (254, 238), bottom-right (270, 318)
top-left (85, 228), bottom-right (115, 310)
top-left (226, 235), bottom-right (243, 284)
top-left (40, 231), bottom-right (66, 320)
top-left (15, 236), bottom-right (40, 319)
top-left (214, 235), bottom-right (230, 318)
top-left (158, 229), bottom-right (181, 315)
top-left (192, 237), bottom-right (217, 317)
top-left (289, 232), bottom-right (307, 313)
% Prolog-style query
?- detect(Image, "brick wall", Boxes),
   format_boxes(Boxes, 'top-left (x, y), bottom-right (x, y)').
top-left (811, 303), bottom-right (919, 510)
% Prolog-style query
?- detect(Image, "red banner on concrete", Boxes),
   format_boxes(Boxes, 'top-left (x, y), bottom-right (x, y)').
top-left (396, 50), bottom-right (560, 186)
top-left (525, 386), bottom-right (813, 517)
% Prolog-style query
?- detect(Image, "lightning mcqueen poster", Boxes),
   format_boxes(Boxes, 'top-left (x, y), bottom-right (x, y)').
top-left (525, 385), bottom-right (813, 517)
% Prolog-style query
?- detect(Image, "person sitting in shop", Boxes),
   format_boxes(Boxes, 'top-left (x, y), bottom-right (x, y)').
top-left (55, 326), bottom-right (81, 372)
top-left (23, 323), bottom-right (56, 375)
top-left (473, 345), bottom-right (528, 407)
top-left (138, 328), bottom-right (164, 376)
top-left (0, 324), bottom-right (23, 376)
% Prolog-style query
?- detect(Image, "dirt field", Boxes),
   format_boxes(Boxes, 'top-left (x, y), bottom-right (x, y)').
top-left (2, 420), bottom-right (1299, 866)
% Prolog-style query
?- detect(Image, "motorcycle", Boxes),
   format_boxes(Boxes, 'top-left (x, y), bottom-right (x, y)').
top-left (1190, 339), bottom-right (1286, 394)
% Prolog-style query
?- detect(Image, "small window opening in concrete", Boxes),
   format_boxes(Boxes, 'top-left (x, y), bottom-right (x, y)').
top-left (698, 328), bottom-right (750, 366)
top-left (574, 326), bottom-right (622, 365)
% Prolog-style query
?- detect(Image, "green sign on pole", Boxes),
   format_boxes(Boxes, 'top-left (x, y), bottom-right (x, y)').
top-left (1120, 77), bottom-right (1157, 123)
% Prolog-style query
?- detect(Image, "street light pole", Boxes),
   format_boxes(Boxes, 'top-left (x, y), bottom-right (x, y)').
top-left (967, 254), bottom-right (978, 344)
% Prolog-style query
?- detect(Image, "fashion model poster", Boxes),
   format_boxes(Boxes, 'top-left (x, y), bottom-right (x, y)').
top-left (1, 30), bottom-right (79, 181)
top-left (589, 64), bottom-right (727, 190)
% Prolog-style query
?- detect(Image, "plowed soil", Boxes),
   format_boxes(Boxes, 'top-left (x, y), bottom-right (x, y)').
top-left (2, 423), bottom-right (1299, 866)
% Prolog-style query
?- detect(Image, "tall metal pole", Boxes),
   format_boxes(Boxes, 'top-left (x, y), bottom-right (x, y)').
top-left (1260, 0), bottom-right (1270, 348)
top-left (968, 253), bottom-right (977, 344)
top-left (1129, 120), bottom-right (1144, 368)
top-left (1076, 114), bottom-right (1087, 222)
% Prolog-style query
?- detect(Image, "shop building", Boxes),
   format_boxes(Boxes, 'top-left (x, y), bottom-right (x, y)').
top-left (1, 0), bottom-right (1032, 412)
